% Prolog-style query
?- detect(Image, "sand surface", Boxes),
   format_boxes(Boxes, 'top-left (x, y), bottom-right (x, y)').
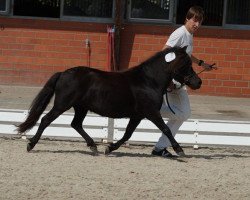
top-left (0, 137), bottom-right (250, 200)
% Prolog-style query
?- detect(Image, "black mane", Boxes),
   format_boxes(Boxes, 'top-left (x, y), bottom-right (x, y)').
top-left (122, 47), bottom-right (180, 74)
top-left (139, 47), bottom-right (178, 67)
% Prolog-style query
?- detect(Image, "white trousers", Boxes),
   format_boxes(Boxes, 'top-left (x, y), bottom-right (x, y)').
top-left (155, 87), bottom-right (191, 149)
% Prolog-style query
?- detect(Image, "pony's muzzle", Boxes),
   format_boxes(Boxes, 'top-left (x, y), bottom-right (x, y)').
top-left (186, 78), bottom-right (202, 90)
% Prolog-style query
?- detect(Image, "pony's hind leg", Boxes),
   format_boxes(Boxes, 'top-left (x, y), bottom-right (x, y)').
top-left (71, 106), bottom-right (98, 155)
top-left (104, 117), bottom-right (142, 155)
top-left (27, 107), bottom-right (65, 151)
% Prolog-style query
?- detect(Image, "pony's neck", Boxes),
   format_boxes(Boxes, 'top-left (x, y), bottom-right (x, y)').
top-left (143, 60), bottom-right (173, 91)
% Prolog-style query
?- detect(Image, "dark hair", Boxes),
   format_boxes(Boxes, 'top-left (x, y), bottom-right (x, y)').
top-left (185, 6), bottom-right (204, 23)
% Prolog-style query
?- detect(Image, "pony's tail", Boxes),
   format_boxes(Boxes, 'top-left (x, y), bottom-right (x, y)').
top-left (16, 72), bottom-right (61, 134)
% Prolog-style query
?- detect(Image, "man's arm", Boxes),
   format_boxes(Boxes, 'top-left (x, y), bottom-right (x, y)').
top-left (191, 55), bottom-right (213, 71)
top-left (164, 45), bottom-right (214, 71)
top-left (162, 45), bottom-right (171, 50)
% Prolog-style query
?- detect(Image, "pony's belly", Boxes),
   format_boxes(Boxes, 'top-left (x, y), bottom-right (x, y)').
top-left (89, 104), bottom-right (135, 118)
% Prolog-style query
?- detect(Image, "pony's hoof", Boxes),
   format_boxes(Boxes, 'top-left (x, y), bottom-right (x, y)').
top-left (177, 151), bottom-right (185, 157)
top-left (104, 146), bottom-right (111, 155)
top-left (173, 146), bottom-right (185, 156)
top-left (89, 146), bottom-right (98, 156)
top-left (27, 143), bottom-right (34, 152)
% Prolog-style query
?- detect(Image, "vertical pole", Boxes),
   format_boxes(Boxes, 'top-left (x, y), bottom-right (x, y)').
top-left (107, 26), bottom-right (111, 71)
top-left (107, 118), bottom-right (114, 143)
top-left (113, 0), bottom-right (123, 71)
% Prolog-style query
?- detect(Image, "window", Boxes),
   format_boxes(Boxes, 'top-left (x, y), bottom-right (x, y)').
top-left (176, 0), bottom-right (224, 26)
top-left (63, 0), bottom-right (113, 18)
top-left (0, 0), bottom-right (10, 14)
top-left (0, 0), bottom-right (6, 11)
top-left (1, 0), bottom-right (250, 29)
top-left (12, 0), bottom-right (114, 21)
top-left (13, 0), bottom-right (60, 18)
top-left (225, 0), bottom-right (250, 25)
top-left (128, 0), bottom-right (174, 22)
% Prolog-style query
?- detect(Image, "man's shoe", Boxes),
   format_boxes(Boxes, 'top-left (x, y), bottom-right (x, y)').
top-left (151, 148), bottom-right (174, 158)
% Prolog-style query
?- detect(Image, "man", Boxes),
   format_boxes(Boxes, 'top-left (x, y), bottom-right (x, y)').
top-left (152, 6), bottom-right (213, 157)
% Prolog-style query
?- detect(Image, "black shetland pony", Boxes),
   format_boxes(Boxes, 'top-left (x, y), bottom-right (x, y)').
top-left (17, 46), bottom-right (202, 156)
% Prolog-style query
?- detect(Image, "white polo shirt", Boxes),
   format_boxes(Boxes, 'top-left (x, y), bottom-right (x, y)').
top-left (166, 25), bottom-right (193, 56)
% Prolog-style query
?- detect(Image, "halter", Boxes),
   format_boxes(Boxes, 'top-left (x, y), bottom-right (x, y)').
top-left (174, 63), bottom-right (217, 86)
top-left (196, 63), bottom-right (217, 75)
top-left (166, 63), bottom-right (217, 114)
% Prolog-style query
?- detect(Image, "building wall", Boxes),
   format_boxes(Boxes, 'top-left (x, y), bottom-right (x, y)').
top-left (0, 17), bottom-right (250, 97)
top-left (0, 18), bottom-right (109, 85)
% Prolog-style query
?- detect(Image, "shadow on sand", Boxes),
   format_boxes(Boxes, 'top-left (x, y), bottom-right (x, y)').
top-left (29, 148), bottom-right (250, 164)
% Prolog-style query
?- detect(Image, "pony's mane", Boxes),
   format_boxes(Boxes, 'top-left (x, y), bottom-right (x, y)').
top-left (126, 47), bottom-right (181, 72)
top-left (141, 47), bottom-right (175, 66)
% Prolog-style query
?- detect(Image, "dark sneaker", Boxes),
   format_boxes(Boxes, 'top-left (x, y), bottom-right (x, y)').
top-left (151, 148), bottom-right (174, 158)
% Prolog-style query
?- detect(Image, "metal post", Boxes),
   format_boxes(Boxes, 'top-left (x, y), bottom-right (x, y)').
top-left (107, 118), bottom-right (114, 143)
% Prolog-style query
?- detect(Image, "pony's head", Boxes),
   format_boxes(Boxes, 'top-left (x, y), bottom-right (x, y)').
top-left (165, 46), bottom-right (202, 90)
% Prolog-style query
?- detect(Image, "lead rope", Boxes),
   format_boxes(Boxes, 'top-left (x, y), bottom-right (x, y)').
top-left (196, 63), bottom-right (216, 75)
top-left (166, 91), bottom-right (175, 114)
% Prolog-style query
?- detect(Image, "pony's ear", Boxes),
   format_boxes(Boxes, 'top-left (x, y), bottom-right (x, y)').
top-left (182, 46), bottom-right (188, 52)
top-left (165, 52), bottom-right (176, 62)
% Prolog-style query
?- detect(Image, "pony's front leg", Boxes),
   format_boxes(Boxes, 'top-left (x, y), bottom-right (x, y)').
top-left (71, 106), bottom-right (98, 155)
top-left (147, 112), bottom-right (185, 156)
top-left (104, 117), bottom-right (141, 155)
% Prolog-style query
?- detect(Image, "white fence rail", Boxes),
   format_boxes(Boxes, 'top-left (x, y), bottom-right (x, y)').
top-left (0, 109), bottom-right (250, 147)
top-left (0, 109), bottom-right (109, 140)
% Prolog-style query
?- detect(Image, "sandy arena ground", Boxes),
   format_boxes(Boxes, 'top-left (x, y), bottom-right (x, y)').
top-left (0, 137), bottom-right (250, 200)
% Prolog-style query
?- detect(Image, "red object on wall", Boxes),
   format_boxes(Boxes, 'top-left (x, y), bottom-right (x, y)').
top-left (107, 26), bottom-right (116, 71)
top-left (85, 38), bottom-right (91, 67)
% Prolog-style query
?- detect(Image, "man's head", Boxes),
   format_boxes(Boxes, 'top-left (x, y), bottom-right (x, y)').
top-left (185, 6), bottom-right (204, 34)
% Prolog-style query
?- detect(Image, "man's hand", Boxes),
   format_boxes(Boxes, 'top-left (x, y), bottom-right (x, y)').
top-left (202, 62), bottom-right (217, 71)
top-left (167, 81), bottom-right (175, 92)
